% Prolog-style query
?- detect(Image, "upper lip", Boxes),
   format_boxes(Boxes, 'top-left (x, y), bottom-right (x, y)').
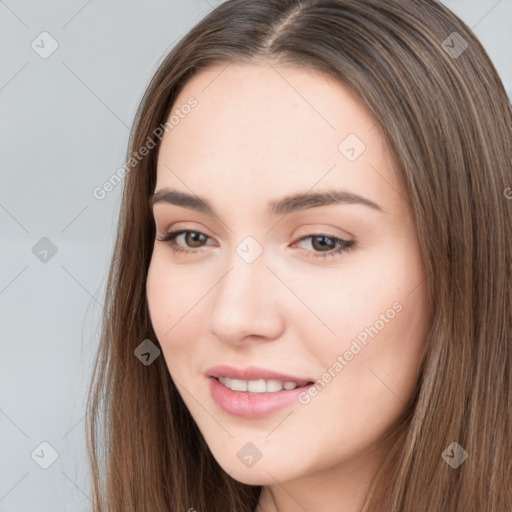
top-left (206, 364), bottom-right (314, 387)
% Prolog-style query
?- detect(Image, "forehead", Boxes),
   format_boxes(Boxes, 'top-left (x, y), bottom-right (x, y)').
top-left (155, 61), bottom-right (403, 217)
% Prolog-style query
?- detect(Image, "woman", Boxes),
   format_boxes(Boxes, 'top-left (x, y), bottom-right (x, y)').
top-left (86, 1), bottom-right (512, 510)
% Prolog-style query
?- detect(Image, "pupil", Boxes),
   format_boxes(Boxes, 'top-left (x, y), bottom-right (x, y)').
top-left (187, 232), bottom-right (204, 247)
top-left (313, 236), bottom-right (333, 251)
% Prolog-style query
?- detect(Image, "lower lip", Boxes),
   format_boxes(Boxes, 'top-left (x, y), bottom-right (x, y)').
top-left (208, 377), bottom-right (312, 418)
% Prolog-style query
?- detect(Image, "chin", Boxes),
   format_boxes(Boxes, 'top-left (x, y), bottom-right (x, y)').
top-left (210, 448), bottom-right (299, 486)
top-left (226, 467), bottom-right (282, 486)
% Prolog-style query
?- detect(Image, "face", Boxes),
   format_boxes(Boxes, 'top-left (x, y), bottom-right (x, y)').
top-left (146, 61), bottom-right (431, 502)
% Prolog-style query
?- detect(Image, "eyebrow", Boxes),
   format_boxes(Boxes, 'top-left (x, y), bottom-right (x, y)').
top-left (148, 187), bottom-right (385, 216)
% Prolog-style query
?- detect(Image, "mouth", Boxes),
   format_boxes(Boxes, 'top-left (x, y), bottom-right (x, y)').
top-left (213, 376), bottom-right (315, 394)
top-left (207, 375), bottom-right (316, 419)
top-left (206, 364), bottom-right (315, 388)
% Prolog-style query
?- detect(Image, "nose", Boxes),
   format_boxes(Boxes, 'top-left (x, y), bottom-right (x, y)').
top-left (207, 248), bottom-right (286, 346)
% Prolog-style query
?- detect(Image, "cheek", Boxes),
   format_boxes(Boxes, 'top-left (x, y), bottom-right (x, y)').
top-left (146, 260), bottom-right (174, 338)
top-left (291, 247), bottom-right (419, 356)
top-left (146, 256), bottom-right (202, 367)
top-left (304, 244), bottom-right (429, 418)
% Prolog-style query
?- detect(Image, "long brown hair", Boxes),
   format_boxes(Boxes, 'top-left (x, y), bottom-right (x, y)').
top-left (86, 1), bottom-right (512, 510)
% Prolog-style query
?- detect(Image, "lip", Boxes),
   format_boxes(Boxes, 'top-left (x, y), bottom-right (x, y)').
top-left (208, 376), bottom-right (314, 418)
top-left (206, 364), bottom-right (314, 387)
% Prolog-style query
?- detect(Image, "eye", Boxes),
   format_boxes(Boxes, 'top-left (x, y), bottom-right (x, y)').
top-left (294, 233), bottom-right (355, 259)
top-left (156, 229), bottom-right (215, 255)
top-left (156, 229), bottom-right (356, 259)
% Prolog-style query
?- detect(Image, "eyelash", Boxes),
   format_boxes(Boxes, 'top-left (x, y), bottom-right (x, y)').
top-left (156, 229), bottom-right (355, 260)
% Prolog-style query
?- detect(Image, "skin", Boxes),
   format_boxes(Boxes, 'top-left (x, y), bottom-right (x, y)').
top-left (146, 60), bottom-right (432, 512)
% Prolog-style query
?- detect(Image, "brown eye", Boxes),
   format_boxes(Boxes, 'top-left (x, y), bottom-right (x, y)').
top-left (183, 231), bottom-right (207, 248)
top-left (156, 229), bottom-right (213, 254)
top-left (294, 233), bottom-right (356, 260)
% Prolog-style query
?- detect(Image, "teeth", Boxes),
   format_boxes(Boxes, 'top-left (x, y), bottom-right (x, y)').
top-left (217, 377), bottom-right (299, 393)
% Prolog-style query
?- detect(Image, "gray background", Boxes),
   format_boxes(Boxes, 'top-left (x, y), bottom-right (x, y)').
top-left (1, 1), bottom-right (510, 510)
